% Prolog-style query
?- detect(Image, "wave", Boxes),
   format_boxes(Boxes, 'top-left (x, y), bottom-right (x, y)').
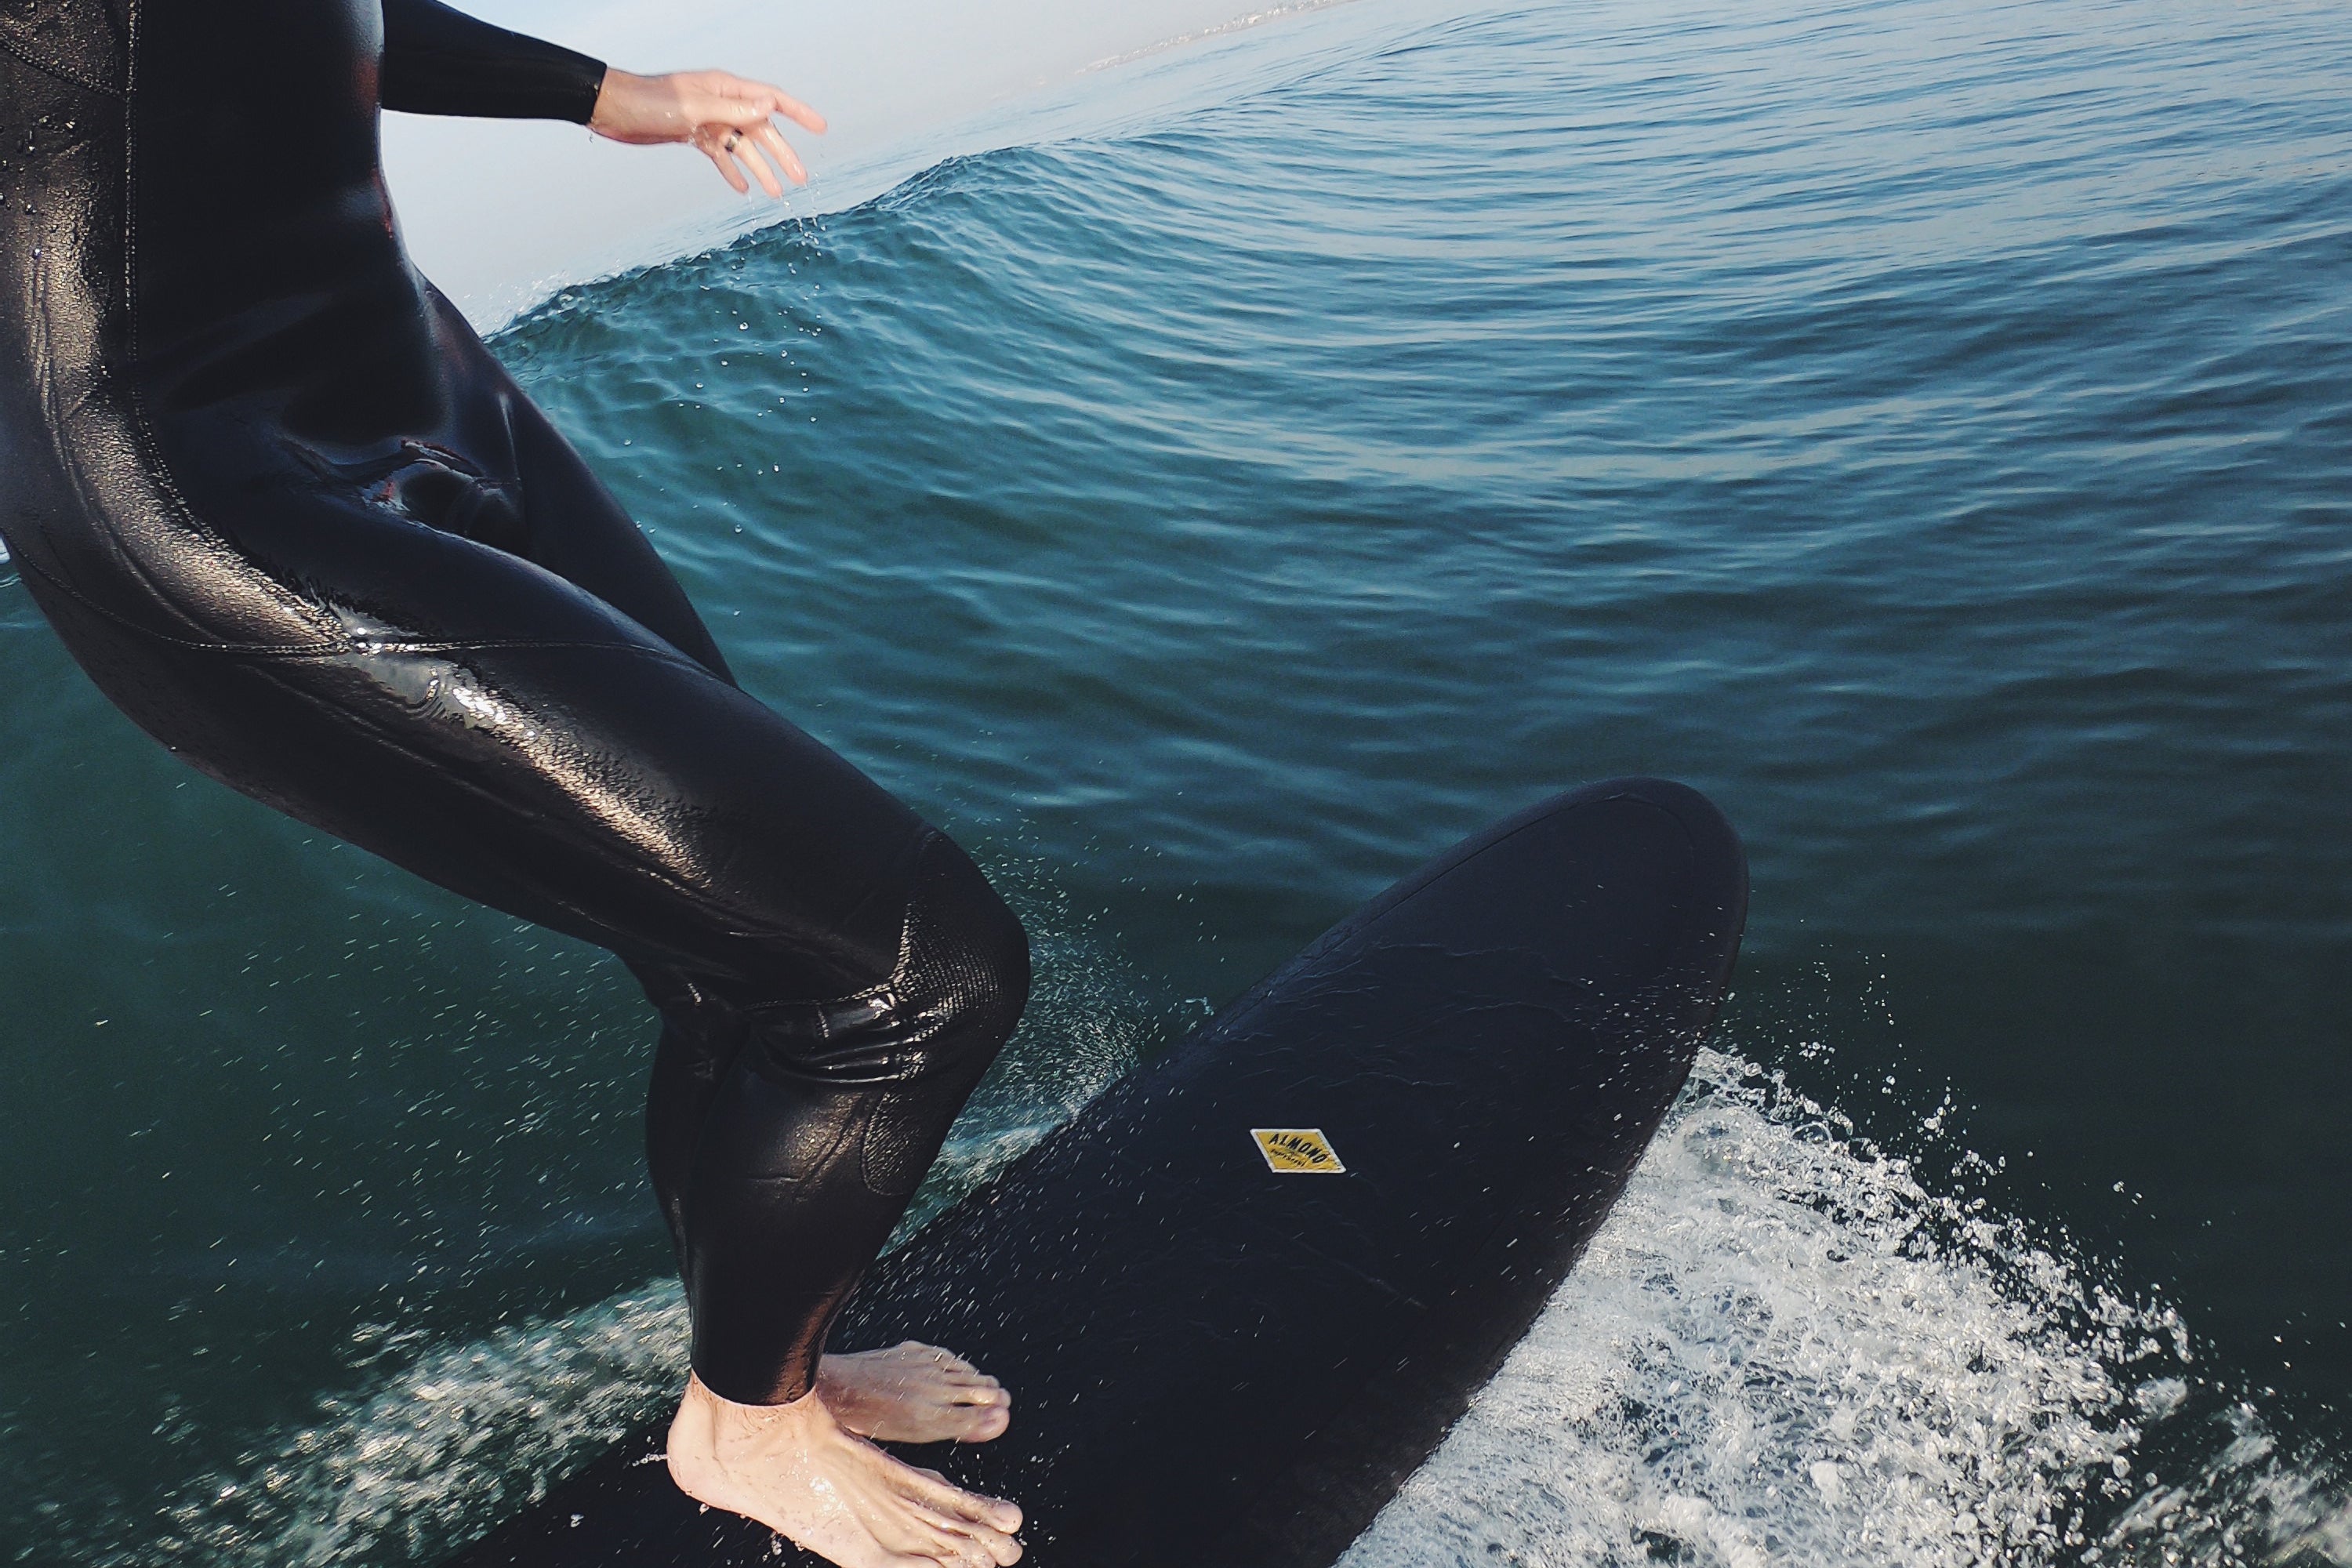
top-left (385, 0), bottom-right (1394, 325)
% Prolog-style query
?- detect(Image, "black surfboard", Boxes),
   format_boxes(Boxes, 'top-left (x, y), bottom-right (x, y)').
top-left (448, 777), bottom-right (1746, 1568)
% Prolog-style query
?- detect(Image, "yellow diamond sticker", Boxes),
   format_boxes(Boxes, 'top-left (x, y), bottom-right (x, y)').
top-left (1251, 1127), bottom-right (1346, 1174)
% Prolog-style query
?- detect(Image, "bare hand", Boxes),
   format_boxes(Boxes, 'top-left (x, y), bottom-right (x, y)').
top-left (587, 68), bottom-right (826, 198)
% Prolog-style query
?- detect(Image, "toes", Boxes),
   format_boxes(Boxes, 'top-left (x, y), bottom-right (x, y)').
top-left (908, 1505), bottom-right (1020, 1568)
top-left (953, 1397), bottom-right (1011, 1436)
top-left (898, 1466), bottom-right (1023, 1535)
top-left (951, 1405), bottom-right (1011, 1444)
top-left (928, 1403), bottom-right (1010, 1444)
top-left (902, 1340), bottom-right (981, 1376)
top-left (908, 1520), bottom-right (993, 1568)
top-left (942, 1515), bottom-right (1022, 1567)
top-left (895, 1501), bottom-right (1000, 1568)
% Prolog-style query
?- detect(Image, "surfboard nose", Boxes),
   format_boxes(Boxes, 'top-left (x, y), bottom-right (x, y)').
top-left (1350, 776), bottom-right (1745, 1028)
top-left (1250, 776), bottom-right (1747, 1056)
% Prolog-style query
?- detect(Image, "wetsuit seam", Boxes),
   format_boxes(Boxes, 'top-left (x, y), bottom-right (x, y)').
top-left (12, 551), bottom-right (343, 654)
top-left (257, 670), bottom-right (757, 939)
top-left (742, 830), bottom-right (942, 1014)
top-left (0, 29), bottom-right (123, 97)
top-left (287, 636), bottom-right (717, 666)
top-left (734, 830), bottom-right (986, 1090)
top-left (15, 0), bottom-right (1022, 1422)
top-left (16, 550), bottom-right (713, 670)
top-left (103, 5), bottom-right (675, 668)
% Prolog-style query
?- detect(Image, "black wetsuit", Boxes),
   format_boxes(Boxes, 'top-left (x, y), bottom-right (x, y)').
top-left (0, 1), bottom-right (1028, 1406)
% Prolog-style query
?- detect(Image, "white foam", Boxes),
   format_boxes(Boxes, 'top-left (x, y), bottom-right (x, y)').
top-left (132, 1047), bottom-right (2347, 1566)
top-left (144, 1283), bottom-right (688, 1566)
top-left (1342, 1051), bottom-right (2349, 1568)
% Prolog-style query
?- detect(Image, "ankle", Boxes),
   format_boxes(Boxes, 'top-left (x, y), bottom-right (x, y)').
top-left (686, 1370), bottom-right (797, 1417)
top-left (678, 1371), bottom-right (835, 1453)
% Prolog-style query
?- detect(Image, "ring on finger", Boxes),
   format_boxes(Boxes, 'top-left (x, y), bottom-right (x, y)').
top-left (722, 131), bottom-right (741, 153)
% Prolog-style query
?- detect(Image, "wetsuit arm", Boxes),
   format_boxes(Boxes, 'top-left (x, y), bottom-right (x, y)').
top-left (379, 0), bottom-right (608, 124)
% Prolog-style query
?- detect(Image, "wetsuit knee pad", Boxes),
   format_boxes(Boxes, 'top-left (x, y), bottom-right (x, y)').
top-left (678, 831), bottom-right (1030, 1209)
top-left (742, 829), bottom-right (1030, 1094)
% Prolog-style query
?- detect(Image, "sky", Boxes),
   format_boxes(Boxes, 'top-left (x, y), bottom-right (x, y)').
top-left (383, 0), bottom-right (1340, 321)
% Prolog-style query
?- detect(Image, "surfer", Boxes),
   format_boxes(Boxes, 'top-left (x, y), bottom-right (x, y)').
top-left (0, 3), bottom-right (1023, 1564)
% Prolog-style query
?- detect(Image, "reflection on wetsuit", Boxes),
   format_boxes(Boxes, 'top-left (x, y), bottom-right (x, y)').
top-left (0, 0), bottom-right (1028, 1405)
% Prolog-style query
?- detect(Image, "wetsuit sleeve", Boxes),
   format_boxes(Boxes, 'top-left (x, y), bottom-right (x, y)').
top-left (379, 0), bottom-right (608, 124)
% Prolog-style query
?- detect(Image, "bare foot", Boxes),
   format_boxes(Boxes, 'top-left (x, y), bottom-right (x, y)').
top-left (666, 1373), bottom-right (1022, 1568)
top-left (818, 1341), bottom-right (1012, 1445)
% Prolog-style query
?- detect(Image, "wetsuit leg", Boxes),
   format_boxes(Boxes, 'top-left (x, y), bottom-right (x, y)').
top-left (486, 328), bottom-right (735, 684)
top-left (405, 295), bottom-right (1033, 1393)
top-left (469, 386), bottom-right (1041, 1405)
top-left (485, 369), bottom-right (774, 1296)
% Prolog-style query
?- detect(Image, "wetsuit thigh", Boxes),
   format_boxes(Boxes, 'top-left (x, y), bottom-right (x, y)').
top-left (82, 584), bottom-right (927, 994)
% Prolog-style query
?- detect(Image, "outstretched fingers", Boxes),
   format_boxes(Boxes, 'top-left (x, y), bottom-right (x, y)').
top-left (693, 126), bottom-right (754, 194)
top-left (728, 129), bottom-right (783, 197)
top-left (750, 118), bottom-right (806, 185)
top-left (756, 85), bottom-right (827, 136)
top-left (590, 68), bottom-right (825, 196)
top-left (691, 111), bottom-right (805, 194)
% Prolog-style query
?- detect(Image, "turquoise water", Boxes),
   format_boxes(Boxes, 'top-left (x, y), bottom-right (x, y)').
top-left (4, 0), bottom-right (2350, 1560)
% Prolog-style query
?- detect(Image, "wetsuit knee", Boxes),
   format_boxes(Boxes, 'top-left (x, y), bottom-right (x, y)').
top-left (743, 830), bottom-right (1030, 1094)
top-left (637, 829), bottom-right (1028, 1232)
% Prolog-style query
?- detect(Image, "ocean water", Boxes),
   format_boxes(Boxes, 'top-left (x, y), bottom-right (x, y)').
top-left (2, 0), bottom-right (2349, 1562)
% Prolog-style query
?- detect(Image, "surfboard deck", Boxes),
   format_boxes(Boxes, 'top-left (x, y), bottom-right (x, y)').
top-left (448, 776), bottom-right (1747, 1568)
